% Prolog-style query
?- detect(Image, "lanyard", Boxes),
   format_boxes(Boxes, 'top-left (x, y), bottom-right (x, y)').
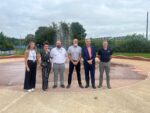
top-left (30, 50), bottom-right (36, 61)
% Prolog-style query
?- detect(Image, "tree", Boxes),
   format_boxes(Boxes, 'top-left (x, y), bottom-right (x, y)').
top-left (25, 34), bottom-right (35, 44)
top-left (0, 32), bottom-right (14, 50)
top-left (70, 22), bottom-right (86, 40)
top-left (35, 25), bottom-right (57, 45)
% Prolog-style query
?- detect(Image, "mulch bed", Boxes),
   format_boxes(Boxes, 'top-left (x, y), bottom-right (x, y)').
top-left (113, 56), bottom-right (150, 61)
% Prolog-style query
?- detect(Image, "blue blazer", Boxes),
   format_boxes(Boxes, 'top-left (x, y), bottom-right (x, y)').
top-left (82, 46), bottom-right (96, 64)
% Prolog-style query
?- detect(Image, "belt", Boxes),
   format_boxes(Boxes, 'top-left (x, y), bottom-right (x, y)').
top-left (53, 63), bottom-right (64, 65)
top-left (28, 60), bottom-right (36, 62)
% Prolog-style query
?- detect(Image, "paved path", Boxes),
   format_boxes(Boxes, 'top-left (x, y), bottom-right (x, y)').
top-left (0, 58), bottom-right (150, 113)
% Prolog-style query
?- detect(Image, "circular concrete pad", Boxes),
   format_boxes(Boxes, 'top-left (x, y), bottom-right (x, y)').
top-left (0, 59), bottom-right (147, 92)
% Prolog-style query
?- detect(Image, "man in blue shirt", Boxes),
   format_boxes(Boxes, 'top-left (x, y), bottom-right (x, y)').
top-left (98, 40), bottom-right (113, 89)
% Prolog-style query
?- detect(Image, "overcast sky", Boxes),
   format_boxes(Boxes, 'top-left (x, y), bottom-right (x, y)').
top-left (0, 0), bottom-right (150, 38)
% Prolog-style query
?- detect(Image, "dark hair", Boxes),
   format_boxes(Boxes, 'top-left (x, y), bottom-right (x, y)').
top-left (43, 41), bottom-right (49, 46)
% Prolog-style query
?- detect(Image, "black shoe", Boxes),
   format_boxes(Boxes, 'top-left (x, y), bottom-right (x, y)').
top-left (43, 89), bottom-right (46, 91)
top-left (92, 86), bottom-right (96, 89)
top-left (107, 86), bottom-right (112, 89)
top-left (85, 85), bottom-right (89, 88)
top-left (60, 85), bottom-right (65, 88)
top-left (66, 85), bottom-right (70, 89)
top-left (53, 85), bottom-right (57, 89)
top-left (97, 85), bottom-right (102, 88)
top-left (79, 84), bottom-right (84, 88)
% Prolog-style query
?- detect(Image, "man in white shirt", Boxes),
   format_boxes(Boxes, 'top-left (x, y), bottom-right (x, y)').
top-left (50, 40), bottom-right (67, 88)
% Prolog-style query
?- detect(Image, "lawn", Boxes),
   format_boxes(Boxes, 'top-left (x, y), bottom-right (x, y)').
top-left (0, 49), bottom-right (25, 56)
top-left (15, 49), bottom-right (25, 55)
top-left (113, 53), bottom-right (150, 58)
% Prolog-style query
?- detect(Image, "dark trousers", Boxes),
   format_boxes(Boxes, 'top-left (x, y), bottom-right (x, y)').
top-left (42, 63), bottom-right (51, 90)
top-left (84, 62), bottom-right (95, 87)
top-left (68, 61), bottom-right (82, 85)
top-left (24, 60), bottom-right (37, 90)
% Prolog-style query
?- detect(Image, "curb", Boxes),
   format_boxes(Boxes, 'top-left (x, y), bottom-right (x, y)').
top-left (0, 55), bottom-right (24, 59)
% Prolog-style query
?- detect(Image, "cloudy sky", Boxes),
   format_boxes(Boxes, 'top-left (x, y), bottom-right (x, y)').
top-left (0, 0), bottom-right (150, 38)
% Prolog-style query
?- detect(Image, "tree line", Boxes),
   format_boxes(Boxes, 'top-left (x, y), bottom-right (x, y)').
top-left (90, 34), bottom-right (150, 53)
top-left (0, 21), bottom-right (150, 53)
top-left (25, 22), bottom-right (86, 47)
top-left (0, 32), bottom-right (21, 50)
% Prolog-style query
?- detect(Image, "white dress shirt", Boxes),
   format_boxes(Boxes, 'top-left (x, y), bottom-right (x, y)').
top-left (50, 47), bottom-right (67, 64)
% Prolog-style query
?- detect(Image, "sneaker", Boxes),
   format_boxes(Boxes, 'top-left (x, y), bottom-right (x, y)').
top-left (27, 89), bottom-right (32, 92)
top-left (31, 88), bottom-right (35, 92)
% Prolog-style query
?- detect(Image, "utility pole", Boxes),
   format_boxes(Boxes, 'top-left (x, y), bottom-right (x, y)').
top-left (20, 35), bottom-right (22, 48)
top-left (146, 11), bottom-right (149, 40)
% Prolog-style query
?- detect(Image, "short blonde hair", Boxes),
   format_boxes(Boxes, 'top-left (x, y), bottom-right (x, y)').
top-left (103, 40), bottom-right (108, 44)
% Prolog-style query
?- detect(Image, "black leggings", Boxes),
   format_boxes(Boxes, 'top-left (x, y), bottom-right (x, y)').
top-left (24, 60), bottom-right (37, 90)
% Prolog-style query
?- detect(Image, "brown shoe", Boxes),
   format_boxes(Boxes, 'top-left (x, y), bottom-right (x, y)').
top-left (53, 85), bottom-right (57, 89)
top-left (97, 85), bottom-right (102, 88)
top-left (79, 84), bottom-right (84, 88)
top-left (60, 85), bottom-right (65, 88)
top-left (107, 86), bottom-right (112, 89)
top-left (66, 85), bottom-right (70, 89)
top-left (85, 85), bottom-right (89, 88)
top-left (92, 86), bottom-right (96, 89)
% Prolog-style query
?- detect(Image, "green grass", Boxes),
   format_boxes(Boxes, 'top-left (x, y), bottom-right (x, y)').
top-left (15, 49), bottom-right (25, 55)
top-left (0, 49), bottom-right (25, 56)
top-left (1, 49), bottom-right (150, 58)
top-left (114, 53), bottom-right (150, 58)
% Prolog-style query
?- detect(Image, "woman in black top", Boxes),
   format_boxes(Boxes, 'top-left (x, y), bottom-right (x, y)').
top-left (40, 41), bottom-right (51, 91)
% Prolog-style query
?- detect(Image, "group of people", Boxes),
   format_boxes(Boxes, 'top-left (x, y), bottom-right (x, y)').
top-left (24, 38), bottom-right (113, 92)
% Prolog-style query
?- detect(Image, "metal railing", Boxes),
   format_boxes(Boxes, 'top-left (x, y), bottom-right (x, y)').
top-left (0, 50), bottom-right (16, 55)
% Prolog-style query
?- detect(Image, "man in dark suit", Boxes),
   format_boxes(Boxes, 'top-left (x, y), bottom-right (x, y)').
top-left (82, 38), bottom-right (96, 89)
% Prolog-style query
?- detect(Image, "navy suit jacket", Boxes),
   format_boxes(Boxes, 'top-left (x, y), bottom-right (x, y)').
top-left (82, 46), bottom-right (96, 65)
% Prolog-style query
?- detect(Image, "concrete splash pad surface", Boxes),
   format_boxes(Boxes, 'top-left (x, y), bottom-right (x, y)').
top-left (0, 59), bottom-right (147, 91)
top-left (0, 58), bottom-right (150, 113)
